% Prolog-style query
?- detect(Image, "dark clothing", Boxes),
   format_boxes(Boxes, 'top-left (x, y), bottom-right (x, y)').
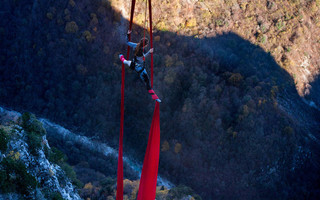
top-left (126, 33), bottom-right (152, 90)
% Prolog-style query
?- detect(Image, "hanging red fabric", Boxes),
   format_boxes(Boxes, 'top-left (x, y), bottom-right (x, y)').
top-left (137, 102), bottom-right (161, 200)
top-left (142, 0), bottom-right (147, 61)
top-left (117, 0), bottom-right (160, 199)
top-left (116, 0), bottom-right (136, 200)
top-left (148, 0), bottom-right (154, 88)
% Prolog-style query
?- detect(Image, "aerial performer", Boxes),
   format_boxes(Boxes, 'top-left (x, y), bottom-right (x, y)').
top-left (119, 30), bottom-right (161, 103)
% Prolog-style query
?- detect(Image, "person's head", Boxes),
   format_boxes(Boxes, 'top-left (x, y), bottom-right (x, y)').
top-left (135, 37), bottom-right (149, 56)
top-left (140, 37), bottom-right (149, 47)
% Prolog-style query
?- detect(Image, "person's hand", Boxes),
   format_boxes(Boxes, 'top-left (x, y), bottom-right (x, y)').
top-left (149, 48), bottom-right (154, 53)
top-left (127, 30), bottom-right (132, 34)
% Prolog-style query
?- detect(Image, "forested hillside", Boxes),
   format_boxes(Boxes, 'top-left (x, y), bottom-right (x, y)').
top-left (1, 0), bottom-right (320, 199)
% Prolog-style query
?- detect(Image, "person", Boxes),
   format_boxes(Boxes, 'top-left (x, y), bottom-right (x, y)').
top-left (119, 30), bottom-right (161, 102)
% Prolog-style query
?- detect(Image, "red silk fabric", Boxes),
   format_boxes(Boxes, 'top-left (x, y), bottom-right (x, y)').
top-left (116, 1), bottom-right (136, 200)
top-left (137, 102), bottom-right (161, 200)
top-left (148, 0), bottom-right (154, 88)
top-left (118, 1), bottom-right (160, 199)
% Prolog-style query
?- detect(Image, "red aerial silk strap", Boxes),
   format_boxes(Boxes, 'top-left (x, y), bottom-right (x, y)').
top-left (148, 0), bottom-right (154, 88)
top-left (116, 0), bottom-right (136, 200)
top-left (118, 1), bottom-right (159, 199)
top-left (137, 102), bottom-right (161, 200)
top-left (142, 0), bottom-right (147, 61)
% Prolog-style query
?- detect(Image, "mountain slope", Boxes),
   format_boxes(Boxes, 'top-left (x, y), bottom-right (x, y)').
top-left (1, 0), bottom-right (320, 199)
top-left (0, 110), bottom-right (81, 199)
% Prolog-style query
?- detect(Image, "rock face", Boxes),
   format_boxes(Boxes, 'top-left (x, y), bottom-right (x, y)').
top-left (0, 108), bottom-right (81, 200)
top-left (0, 106), bottom-right (200, 200)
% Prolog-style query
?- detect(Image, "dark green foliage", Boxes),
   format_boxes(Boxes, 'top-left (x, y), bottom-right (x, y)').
top-left (99, 177), bottom-right (115, 195)
top-left (48, 147), bottom-right (83, 188)
top-left (26, 131), bottom-right (42, 155)
top-left (0, 128), bottom-right (9, 152)
top-left (44, 145), bottom-right (50, 158)
top-left (0, 157), bottom-right (38, 195)
top-left (283, 126), bottom-right (294, 135)
top-left (0, 169), bottom-right (6, 188)
top-left (43, 190), bottom-right (65, 200)
top-left (21, 112), bottom-right (46, 136)
top-left (48, 147), bottom-right (67, 164)
top-left (0, 0), bottom-right (318, 199)
top-left (167, 185), bottom-right (202, 200)
top-left (20, 113), bottom-right (46, 155)
top-left (52, 191), bottom-right (65, 200)
top-left (60, 163), bottom-right (78, 186)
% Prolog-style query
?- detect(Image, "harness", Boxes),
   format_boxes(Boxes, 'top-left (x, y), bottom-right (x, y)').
top-left (131, 49), bottom-right (146, 73)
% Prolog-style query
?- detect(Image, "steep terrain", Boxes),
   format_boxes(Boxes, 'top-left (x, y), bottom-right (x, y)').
top-left (0, 107), bottom-right (201, 200)
top-left (116, 0), bottom-right (320, 98)
top-left (1, 0), bottom-right (320, 199)
top-left (0, 109), bottom-right (81, 199)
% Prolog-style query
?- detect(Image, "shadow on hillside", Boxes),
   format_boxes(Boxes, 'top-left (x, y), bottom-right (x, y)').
top-left (1, 0), bottom-right (320, 199)
top-left (307, 75), bottom-right (320, 111)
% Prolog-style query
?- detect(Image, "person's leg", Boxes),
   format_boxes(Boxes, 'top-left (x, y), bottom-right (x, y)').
top-left (136, 69), bottom-right (161, 102)
top-left (139, 70), bottom-right (160, 101)
top-left (139, 70), bottom-right (151, 90)
top-left (119, 54), bottom-right (132, 67)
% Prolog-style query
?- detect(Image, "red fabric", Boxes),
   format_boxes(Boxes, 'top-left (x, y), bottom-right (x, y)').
top-left (148, 0), bottom-right (154, 88)
top-left (116, 1), bottom-right (136, 200)
top-left (120, 55), bottom-right (125, 62)
top-left (137, 102), bottom-right (161, 200)
top-left (148, 90), bottom-right (159, 100)
top-left (118, 1), bottom-right (160, 199)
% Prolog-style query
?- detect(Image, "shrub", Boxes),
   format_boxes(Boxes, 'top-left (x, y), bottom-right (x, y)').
top-left (44, 190), bottom-right (64, 200)
top-left (164, 55), bottom-right (174, 67)
top-left (276, 20), bottom-right (285, 31)
top-left (157, 21), bottom-right (169, 31)
top-left (154, 35), bottom-right (161, 42)
top-left (216, 19), bottom-right (225, 27)
top-left (21, 112), bottom-right (46, 136)
top-left (90, 13), bottom-right (98, 26)
top-left (65, 21), bottom-right (79, 33)
top-left (60, 162), bottom-right (82, 188)
top-left (283, 126), bottom-right (294, 135)
top-left (48, 147), bottom-right (67, 164)
top-left (167, 185), bottom-right (202, 200)
top-left (100, 177), bottom-right (115, 195)
top-left (69, 0), bottom-right (75, 7)
top-left (0, 157), bottom-right (38, 195)
top-left (0, 128), bottom-right (9, 152)
top-left (164, 70), bottom-right (176, 84)
top-left (47, 13), bottom-right (54, 20)
top-left (83, 31), bottom-right (93, 42)
top-left (27, 131), bottom-right (42, 155)
top-left (161, 140), bottom-right (170, 152)
top-left (228, 73), bottom-right (243, 86)
top-left (113, 11), bottom-right (121, 23)
top-left (61, 162), bottom-right (76, 180)
top-left (101, 0), bottom-right (110, 7)
top-left (186, 18), bottom-right (197, 27)
top-left (270, 86), bottom-right (279, 98)
top-left (156, 187), bottom-right (169, 200)
top-left (174, 143), bottom-right (182, 154)
top-left (52, 192), bottom-right (64, 200)
top-left (257, 34), bottom-right (267, 44)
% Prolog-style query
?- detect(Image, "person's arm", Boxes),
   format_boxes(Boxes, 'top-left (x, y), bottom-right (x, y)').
top-left (126, 30), bottom-right (137, 48)
top-left (143, 48), bottom-right (154, 57)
